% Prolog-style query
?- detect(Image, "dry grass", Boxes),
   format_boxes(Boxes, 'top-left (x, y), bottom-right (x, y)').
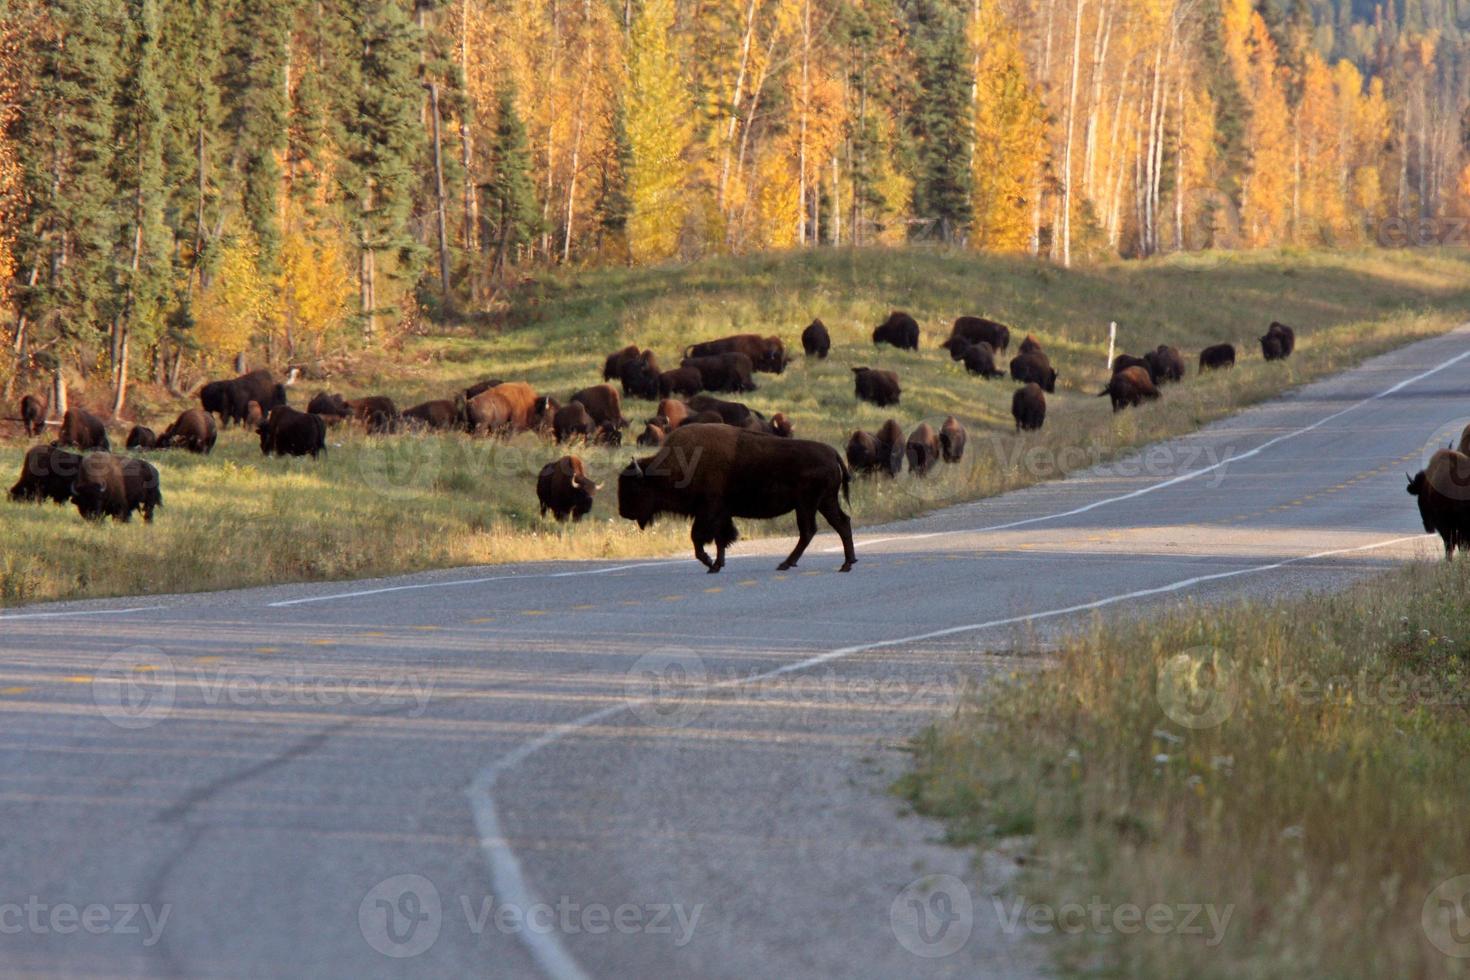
top-left (3, 246), bottom-right (1470, 605)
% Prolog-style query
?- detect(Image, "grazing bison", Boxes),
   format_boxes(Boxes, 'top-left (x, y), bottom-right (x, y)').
top-left (951, 316), bottom-right (1010, 354)
top-left (686, 334), bottom-right (788, 374)
top-left (205, 369), bottom-right (288, 425)
top-left (1408, 450), bottom-right (1470, 557)
top-left (1199, 343), bottom-right (1236, 371)
top-left (852, 367), bottom-right (901, 407)
top-left (963, 342), bottom-right (1004, 379)
top-left (655, 398), bottom-right (690, 429)
top-left (1017, 334), bottom-right (1043, 355)
top-left (1145, 345), bottom-right (1186, 384)
top-left (603, 345), bottom-right (641, 382)
top-left (846, 430), bottom-right (885, 476)
top-left (619, 349), bottom-right (662, 401)
top-left (1012, 383), bottom-right (1046, 431)
top-left (403, 400), bottom-right (460, 431)
top-left (941, 336), bottom-right (972, 361)
top-left (906, 422), bottom-right (940, 476)
top-left (538, 455), bottom-right (598, 522)
top-left (940, 416), bottom-right (967, 463)
top-left (1010, 351), bottom-right (1057, 393)
top-left (9, 444), bottom-right (83, 505)
top-left (681, 352), bottom-right (758, 393)
top-left (258, 406), bottom-right (327, 458)
top-left (659, 368), bottom-right (704, 399)
top-left (57, 408), bottom-right (110, 451)
top-left (20, 394), bottom-right (46, 436)
top-left (876, 419), bottom-right (905, 476)
top-left (1101, 365), bottom-right (1160, 412)
top-left (1111, 353), bottom-right (1150, 375)
top-left (801, 319), bottom-right (830, 358)
top-left (687, 394), bottom-right (753, 426)
top-left (873, 311), bottom-right (920, 350)
top-left (685, 410), bottom-right (725, 425)
top-left (157, 409), bottom-right (218, 454)
top-left (126, 426), bottom-right (157, 450)
top-left (571, 384), bottom-right (627, 430)
top-left (70, 453), bottom-right (162, 523)
top-left (464, 378), bottom-right (506, 400)
top-left (464, 382), bottom-right (552, 435)
top-left (638, 422), bottom-right (666, 447)
top-left (619, 424), bottom-right (856, 573)
top-left (346, 396), bottom-right (399, 434)
top-left (553, 402), bottom-right (597, 443)
top-left (308, 391), bottom-right (352, 423)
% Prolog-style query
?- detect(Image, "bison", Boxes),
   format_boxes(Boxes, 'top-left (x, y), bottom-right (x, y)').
top-left (638, 422), bottom-right (667, 447)
top-left (852, 367), bottom-right (901, 407)
top-left (402, 400), bottom-right (460, 431)
top-left (619, 349), bottom-right (662, 401)
top-left (655, 398), bottom-right (690, 429)
top-left (553, 402), bottom-right (598, 443)
top-left (941, 336), bottom-right (973, 361)
top-left (1199, 343), bottom-right (1236, 371)
top-left (346, 396), bottom-right (400, 434)
top-left (157, 409), bottom-right (218, 454)
top-left (9, 444), bottom-right (83, 505)
top-left (70, 452), bottom-right (162, 523)
top-left (940, 416), bottom-right (967, 463)
top-left (1010, 351), bottom-right (1057, 393)
top-left (681, 353), bottom-right (758, 393)
top-left (20, 394), bottom-right (46, 437)
top-left (244, 400), bottom-right (265, 428)
top-left (1111, 353), bottom-right (1150, 375)
top-left (873, 311), bottom-right (920, 350)
top-left (686, 394), bottom-right (753, 426)
top-left (876, 419), bottom-right (905, 476)
top-left (57, 408), bottom-right (110, 451)
top-left (603, 345), bottom-right (641, 382)
top-left (1101, 365), bottom-right (1160, 412)
top-left (619, 424), bottom-right (856, 573)
top-left (1458, 422), bottom-right (1470, 456)
top-left (951, 316), bottom-right (1010, 353)
top-left (963, 342), bottom-right (1004, 379)
top-left (1012, 383), bottom-right (1046, 431)
top-left (1017, 334), bottom-right (1043, 355)
top-left (258, 406), bottom-right (327, 458)
top-left (538, 456), bottom-right (599, 521)
top-left (308, 391), bottom-right (352, 423)
top-left (906, 423), bottom-right (940, 476)
top-left (1408, 450), bottom-right (1470, 557)
top-left (801, 319), bottom-right (830, 358)
top-left (464, 382), bottom-right (553, 435)
top-left (126, 426), bottom-right (157, 450)
top-left (464, 378), bottom-right (506, 400)
top-left (846, 431), bottom-right (885, 476)
top-left (571, 384), bottom-right (627, 430)
top-left (686, 334), bottom-right (788, 374)
top-left (658, 368), bottom-right (704, 399)
top-left (1262, 321), bottom-right (1296, 360)
top-left (1145, 345), bottom-right (1186, 384)
top-left (204, 369), bottom-right (288, 426)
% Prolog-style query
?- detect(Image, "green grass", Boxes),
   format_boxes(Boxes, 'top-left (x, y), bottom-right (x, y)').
top-left (896, 557), bottom-right (1470, 978)
top-left (4, 246), bottom-right (1470, 605)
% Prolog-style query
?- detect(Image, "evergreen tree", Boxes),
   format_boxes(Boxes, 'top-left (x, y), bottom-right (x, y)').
top-left (594, 99), bottom-right (633, 256)
top-left (901, 0), bottom-right (973, 242)
top-left (483, 84), bottom-right (541, 279)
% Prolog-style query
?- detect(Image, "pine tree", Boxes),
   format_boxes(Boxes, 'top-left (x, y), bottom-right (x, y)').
top-left (594, 99), bottom-right (634, 260)
top-left (626, 0), bottom-right (692, 263)
top-left (483, 84), bottom-right (541, 280)
top-left (902, 0), bottom-right (973, 242)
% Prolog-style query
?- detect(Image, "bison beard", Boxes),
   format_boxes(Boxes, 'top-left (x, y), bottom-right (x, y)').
top-left (618, 424), bottom-right (856, 574)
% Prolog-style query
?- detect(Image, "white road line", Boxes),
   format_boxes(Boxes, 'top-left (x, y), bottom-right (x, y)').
top-left (267, 561), bottom-right (685, 608)
top-left (828, 339), bottom-right (1470, 551)
top-left (468, 532), bottom-right (1422, 980)
top-left (0, 605), bottom-right (165, 621)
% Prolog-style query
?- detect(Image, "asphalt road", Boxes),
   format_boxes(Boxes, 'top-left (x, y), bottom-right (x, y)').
top-left (2, 327), bottom-right (1468, 979)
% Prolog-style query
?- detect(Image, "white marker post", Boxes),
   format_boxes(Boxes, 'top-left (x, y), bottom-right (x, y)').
top-left (1107, 321), bottom-right (1117, 373)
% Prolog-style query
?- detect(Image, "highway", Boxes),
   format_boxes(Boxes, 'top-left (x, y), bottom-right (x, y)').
top-left (1, 326), bottom-right (1466, 978)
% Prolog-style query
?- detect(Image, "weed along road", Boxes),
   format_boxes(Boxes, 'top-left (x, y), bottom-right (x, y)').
top-left (1, 327), bottom-right (1467, 979)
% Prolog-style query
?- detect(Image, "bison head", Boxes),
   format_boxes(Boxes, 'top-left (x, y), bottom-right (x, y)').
top-left (1408, 470), bottom-right (1436, 533)
top-left (618, 459), bottom-right (658, 529)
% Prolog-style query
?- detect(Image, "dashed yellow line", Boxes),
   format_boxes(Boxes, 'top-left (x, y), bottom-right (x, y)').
top-left (469, 617), bottom-right (497, 624)
top-left (309, 639), bottom-right (335, 647)
top-left (703, 587), bottom-right (722, 594)
top-left (61, 676), bottom-right (92, 684)
top-left (0, 687), bottom-right (30, 696)
top-left (571, 604), bottom-right (596, 611)
top-left (411, 626), bottom-right (442, 632)
top-left (358, 631), bottom-right (386, 638)
top-left (194, 656), bottom-right (221, 664)
top-left (662, 595), bottom-right (684, 602)
top-left (738, 580), bottom-right (759, 586)
top-left (521, 610), bottom-right (547, 617)
top-left (254, 647), bottom-right (281, 655)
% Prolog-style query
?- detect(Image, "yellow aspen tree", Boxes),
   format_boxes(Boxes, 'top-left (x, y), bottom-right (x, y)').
top-left (1240, 12), bottom-right (1291, 246)
top-left (1297, 52), bottom-right (1346, 241)
top-left (626, 0), bottom-right (693, 262)
top-left (194, 232), bottom-right (275, 363)
top-left (970, 2), bottom-right (1049, 253)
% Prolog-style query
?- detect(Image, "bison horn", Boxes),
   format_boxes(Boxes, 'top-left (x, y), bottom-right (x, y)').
top-left (631, 460), bottom-right (642, 476)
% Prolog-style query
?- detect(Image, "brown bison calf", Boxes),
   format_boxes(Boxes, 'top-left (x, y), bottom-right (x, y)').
top-left (1408, 450), bottom-right (1470, 557)
top-left (906, 423), bottom-right (940, 476)
top-left (10, 444), bottom-right (83, 505)
top-left (619, 424), bottom-right (856, 573)
top-left (71, 452), bottom-right (162, 523)
top-left (538, 455), bottom-right (598, 522)
top-left (158, 409), bottom-right (218, 454)
top-left (852, 367), bottom-right (901, 407)
top-left (1012, 383), bottom-right (1046, 431)
top-left (1101, 366), bottom-right (1160, 412)
top-left (940, 416), bottom-right (967, 463)
top-left (801, 319), bottom-right (830, 358)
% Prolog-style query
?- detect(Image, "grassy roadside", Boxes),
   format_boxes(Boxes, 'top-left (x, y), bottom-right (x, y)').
top-left (896, 557), bottom-right (1470, 978)
top-left (3, 246), bottom-right (1470, 606)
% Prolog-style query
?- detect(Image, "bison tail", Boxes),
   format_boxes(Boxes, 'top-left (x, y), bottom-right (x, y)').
top-left (841, 462), bottom-right (852, 505)
top-left (1096, 387), bottom-right (1110, 397)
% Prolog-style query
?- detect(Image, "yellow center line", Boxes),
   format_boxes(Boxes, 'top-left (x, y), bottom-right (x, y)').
top-left (0, 687), bottom-right (30, 696)
top-left (469, 617), bottom-right (497, 624)
top-left (521, 610), bottom-right (547, 617)
top-left (703, 587), bottom-right (722, 594)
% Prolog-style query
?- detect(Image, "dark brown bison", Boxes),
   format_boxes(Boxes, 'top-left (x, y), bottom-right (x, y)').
top-left (464, 378), bottom-right (506, 400)
top-left (801, 319), bottom-right (830, 358)
top-left (1263, 321), bottom-right (1296, 360)
top-left (553, 402), bottom-right (597, 443)
top-left (906, 422), bottom-right (940, 476)
top-left (57, 408), bottom-right (110, 451)
top-left (1012, 383), bottom-right (1046, 431)
top-left (940, 416), bottom-right (967, 463)
top-left (852, 367), bottom-right (901, 407)
top-left (402, 400), bottom-right (460, 431)
top-left (258, 406), bottom-right (327, 458)
top-left (846, 430), bottom-right (885, 475)
top-left (941, 336), bottom-right (972, 361)
top-left (571, 384), bottom-right (627, 429)
top-left (244, 400), bottom-right (265, 428)
top-left (655, 398), bottom-right (690, 429)
top-left (20, 394), bottom-right (46, 436)
top-left (963, 342), bottom-right (1004, 379)
top-left (346, 396), bottom-right (400, 434)
top-left (951, 316), bottom-right (1010, 353)
top-left (756, 412), bottom-right (793, 438)
top-left (686, 334), bottom-right (788, 374)
top-left (658, 367), bottom-right (704, 399)
top-left (1199, 344), bottom-right (1236, 371)
top-left (619, 349), bottom-right (662, 401)
top-left (686, 394), bottom-right (753, 426)
top-left (157, 409), bottom-right (218, 454)
top-left (1101, 365), bottom-right (1160, 412)
top-left (873, 311), bottom-right (920, 350)
top-left (1145, 345), bottom-right (1186, 384)
top-left (619, 424), bottom-right (856, 573)
top-left (604, 345), bottom-right (640, 382)
top-left (204, 369), bottom-right (288, 425)
top-left (464, 382), bottom-right (553, 435)
top-left (1408, 449), bottom-right (1470, 557)
top-left (71, 452), bottom-right (162, 523)
top-left (126, 426), bottom-right (157, 450)
top-left (9, 444), bottom-right (83, 505)
top-left (681, 352), bottom-right (758, 393)
top-left (538, 455), bottom-right (598, 521)
top-left (638, 422), bottom-right (666, 447)
top-left (1010, 351), bottom-right (1057, 393)
top-left (308, 391), bottom-right (352, 423)
top-left (876, 419), bottom-right (905, 476)
top-left (1111, 353), bottom-right (1150, 375)
top-left (1017, 334), bottom-right (1043, 355)
top-left (685, 410), bottom-right (725, 425)
top-left (1458, 423), bottom-right (1470, 456)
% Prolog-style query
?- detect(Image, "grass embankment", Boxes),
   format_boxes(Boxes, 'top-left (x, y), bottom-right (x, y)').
top-left (3, 247), bottom-right (1469, 605)
top-left (898, 558), bottom-right (1470, 978)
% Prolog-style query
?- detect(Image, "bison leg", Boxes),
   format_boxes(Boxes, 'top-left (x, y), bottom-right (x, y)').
top-left (819, 497), bottom-right (857, 572)
top-left (690, 517), bottom-right (717, 570)
top-left (711, 517), bottom-right (737, 573)
top-left (778, 508), bottom-right (818, 571)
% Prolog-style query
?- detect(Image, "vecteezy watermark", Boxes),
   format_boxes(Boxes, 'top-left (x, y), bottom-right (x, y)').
top-left (358, 875), bottom-right (703, 958)
top-left (890, 875), bottom-right (973, 958)
top-left (1156, 646), bottom-right (1236, 729)
top-left (1367, 215), bottom-right (1470, 249)
top-left (625, 649), bottom-right (709, 729)
top-left (993, 896), bottom-right (1233, 946)
top-left (0, 898), bottom-right (171, 946)
top-left (1423, 875), bottom-right (1470, 958)
top-left (93, 650), bottom-right (435, 730)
